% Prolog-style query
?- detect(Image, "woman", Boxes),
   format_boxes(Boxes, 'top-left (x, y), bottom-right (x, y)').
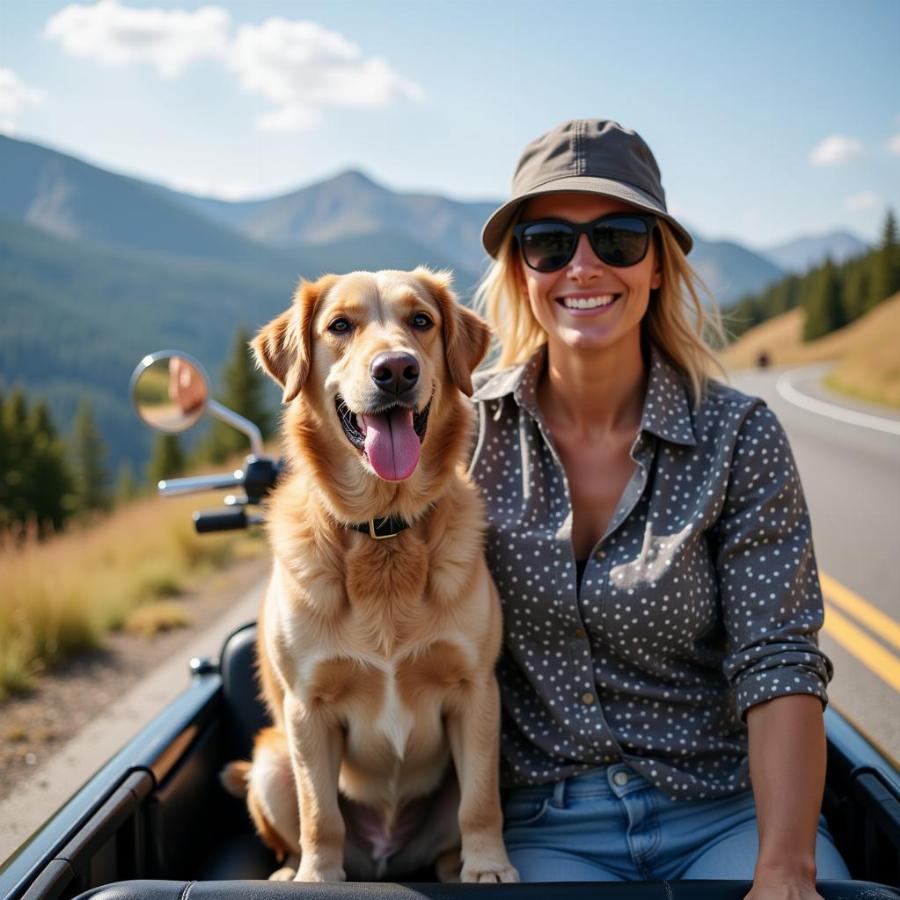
top-left (468, 120), bottom-right (850, 895)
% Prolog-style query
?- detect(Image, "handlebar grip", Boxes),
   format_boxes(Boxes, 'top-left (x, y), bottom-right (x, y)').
top-left (193, 508), bottom-right (247, 533)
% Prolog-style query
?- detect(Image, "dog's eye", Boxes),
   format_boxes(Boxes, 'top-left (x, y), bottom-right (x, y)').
top-left (411, 313), bottom-right (433, 331)
top-left (328, 317), bottom-right (352, 335)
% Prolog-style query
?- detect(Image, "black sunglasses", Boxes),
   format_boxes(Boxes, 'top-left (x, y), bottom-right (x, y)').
top-left (513, 212), bottom-right (658, 273)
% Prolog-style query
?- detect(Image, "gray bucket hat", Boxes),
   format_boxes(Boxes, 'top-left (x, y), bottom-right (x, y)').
top-left (481, 119), bottom-right (693, 258)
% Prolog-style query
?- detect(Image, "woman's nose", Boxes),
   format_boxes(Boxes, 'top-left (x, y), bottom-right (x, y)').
top-left (567, 233), bottom-right (604, 277)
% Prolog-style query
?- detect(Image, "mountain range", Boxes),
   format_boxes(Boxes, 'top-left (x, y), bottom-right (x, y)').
top-left (0, 134), bottom-right (869, 471)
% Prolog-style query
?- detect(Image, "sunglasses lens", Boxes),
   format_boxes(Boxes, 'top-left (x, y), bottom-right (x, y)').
top-left (520, 223), bottom-right (576, 272)
top-left (591, 216), bottom-right (651, 266)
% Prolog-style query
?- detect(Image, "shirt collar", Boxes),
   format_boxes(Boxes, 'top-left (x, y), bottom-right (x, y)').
top-left (640, 348), bottom-right (697, 446)
top-left (472, 344), bottom-right (697, 447)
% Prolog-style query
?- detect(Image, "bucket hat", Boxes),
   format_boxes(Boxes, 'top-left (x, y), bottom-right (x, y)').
top-left (481, 119), bottom-right (693, 257)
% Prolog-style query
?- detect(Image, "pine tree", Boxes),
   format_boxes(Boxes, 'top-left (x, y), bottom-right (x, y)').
top-left (0, 387), bottom-right (30, 530)
top-left (202, 326), bottom-right (274, 463)
top-left (803, 258), bottom-right (845, 342)
top-left (69, 399), bottom-right (112, 516)
top-left (0, 391), bottom-right (75, 535)
top-left (114, 460), bottom-right (140, 505)
top-left (27, 400), bottom-right (76, 533)
top-left (842, 258), bottom-right (871, 322)
top-left (147, 434), bottom-right (186, 486)
top-left (867, 208), bottom-right (899, 312)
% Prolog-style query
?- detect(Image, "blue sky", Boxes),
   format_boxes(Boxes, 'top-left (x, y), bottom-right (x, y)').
top-left (1, 0), bottom-right (898, 248)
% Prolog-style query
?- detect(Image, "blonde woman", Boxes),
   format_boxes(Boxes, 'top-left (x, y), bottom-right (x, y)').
top-left (468, 120), bottom-right (849, 895)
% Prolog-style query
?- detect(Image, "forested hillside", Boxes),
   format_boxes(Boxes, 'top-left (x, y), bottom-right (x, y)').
top-left (0, 134), bottom-right (878, 477)
top-left (0, 217), bottom-right (293, 470)
top-left (725, 211), bottom-right (899, 343)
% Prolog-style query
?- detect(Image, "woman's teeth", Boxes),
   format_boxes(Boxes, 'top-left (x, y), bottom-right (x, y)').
top-left (560, 294), bottom-right (617, 310)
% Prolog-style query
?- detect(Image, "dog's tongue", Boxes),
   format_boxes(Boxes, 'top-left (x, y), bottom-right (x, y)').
top-left (362, 407), bottom-right (420, 481)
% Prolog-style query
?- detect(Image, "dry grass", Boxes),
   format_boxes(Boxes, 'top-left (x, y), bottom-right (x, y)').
top-left (720, 294), bottom-right (900, 409)
top-left (0, 489), bottom-right (265, 700)
top-left (124, 601), bottom-right (193, 638)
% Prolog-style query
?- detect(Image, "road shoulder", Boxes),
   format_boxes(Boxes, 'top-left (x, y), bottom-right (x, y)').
top-left (0, 555), bottom-right (268, 864)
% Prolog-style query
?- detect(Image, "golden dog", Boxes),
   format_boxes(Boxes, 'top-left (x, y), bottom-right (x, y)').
top-left (222, 268), bottom-right (518, 884)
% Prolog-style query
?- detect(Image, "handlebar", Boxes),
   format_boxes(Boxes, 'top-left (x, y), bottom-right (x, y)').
top-left (193, 508), bottom-right (263, 532)
top-left (158, 457), bottom-right (281, 532)
top-left (158, 471), bottom-right (244, 496)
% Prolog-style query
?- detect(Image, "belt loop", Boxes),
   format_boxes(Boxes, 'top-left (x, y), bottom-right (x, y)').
top-left (552, 777), bottom-right (567, 808)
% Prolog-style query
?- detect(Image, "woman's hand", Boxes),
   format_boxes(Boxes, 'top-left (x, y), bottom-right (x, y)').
top-left (743, 867), bottom-right (823, 900)
top-left (168, 356), bottom-right (206, 414)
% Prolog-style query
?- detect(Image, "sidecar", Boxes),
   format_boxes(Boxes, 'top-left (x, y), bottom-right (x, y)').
top-left (5, 349), bottom-right (897, 900)
top-left (1, 618), bottom-right (898, 900)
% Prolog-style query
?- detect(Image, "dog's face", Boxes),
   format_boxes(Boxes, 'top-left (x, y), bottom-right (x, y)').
top-left (253, 267), bottom-right (490, 483)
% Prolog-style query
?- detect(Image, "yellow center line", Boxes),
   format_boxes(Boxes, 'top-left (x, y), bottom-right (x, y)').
top-left (822, 604), bottom-right (900, 693)
top-left (820, 572), bottom-right (900, 652)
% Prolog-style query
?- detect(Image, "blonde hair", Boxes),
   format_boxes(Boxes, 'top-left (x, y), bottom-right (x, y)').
top-left (473, 217), bottom-right (726, 405)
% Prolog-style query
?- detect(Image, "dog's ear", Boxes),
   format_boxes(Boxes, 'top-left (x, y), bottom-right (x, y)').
top-left (251, 276), bottom-right (336, 403)
top-left (414, 268), bottom-right (491, 397)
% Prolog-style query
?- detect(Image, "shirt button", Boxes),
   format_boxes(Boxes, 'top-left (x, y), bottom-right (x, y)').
top-left (581, 692), bottom-right (595, 705)
top-left (595, 550), bottom-right (606, 560)
top-left (574, 628), bottom-right (586, 639)
top-left (613, 771), bottom-right (630, 787)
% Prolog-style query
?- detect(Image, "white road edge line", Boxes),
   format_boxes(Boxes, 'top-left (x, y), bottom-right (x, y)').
top-left (776, 368), bottom-right (900, 436)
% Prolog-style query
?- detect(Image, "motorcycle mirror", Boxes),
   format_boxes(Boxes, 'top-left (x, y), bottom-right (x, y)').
top-left (130, 351), bottom-right (210, 434)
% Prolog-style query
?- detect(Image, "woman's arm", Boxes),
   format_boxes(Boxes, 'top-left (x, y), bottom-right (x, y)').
top-left (745, 693), bottom-right (825, 898)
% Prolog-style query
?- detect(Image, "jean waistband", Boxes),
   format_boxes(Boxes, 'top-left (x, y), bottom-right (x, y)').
top-left (509, 763), bottom-right (651, 804)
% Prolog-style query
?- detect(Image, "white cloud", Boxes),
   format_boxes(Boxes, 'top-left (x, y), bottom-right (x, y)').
top-left (0, 68), bottom-right (45, 134)
top-left (809, 134), bottom-right (864, 166)
top-left (44, 0), bottom-right (231, 79)
top-left (42, 3), bottom-right (424, 132)
top-left (887, 133), bottom-right (900, 155)
top-left (229, 18), bottom-right (424, 132)
top-left (846, 192), bottom-right (879, 212)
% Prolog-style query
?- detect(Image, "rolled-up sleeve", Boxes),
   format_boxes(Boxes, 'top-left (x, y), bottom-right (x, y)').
top-left (714, 402), bottom-right (832, 720)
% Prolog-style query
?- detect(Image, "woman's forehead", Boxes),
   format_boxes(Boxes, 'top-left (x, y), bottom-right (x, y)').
top-left (523, 192), bottom-right (638, 221)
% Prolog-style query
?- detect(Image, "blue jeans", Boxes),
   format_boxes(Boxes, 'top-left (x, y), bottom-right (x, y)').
top-left (502, 764), bottom-right (850, 882)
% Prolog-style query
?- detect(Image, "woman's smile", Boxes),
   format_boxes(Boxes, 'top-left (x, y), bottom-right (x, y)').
top-left (555, 291), bottom-right (622, 314)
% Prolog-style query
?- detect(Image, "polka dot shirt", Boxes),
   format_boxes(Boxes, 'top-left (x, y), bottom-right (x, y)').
top-left (468, 344), bottom-right (832, 801)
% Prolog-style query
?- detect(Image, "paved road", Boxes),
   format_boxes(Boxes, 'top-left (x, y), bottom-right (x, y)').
top-left (732, 365), bottom-right (900, 762)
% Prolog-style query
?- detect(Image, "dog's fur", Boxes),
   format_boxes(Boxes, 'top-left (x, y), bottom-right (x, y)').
top-left (221, 268), bottom-right (517, 884)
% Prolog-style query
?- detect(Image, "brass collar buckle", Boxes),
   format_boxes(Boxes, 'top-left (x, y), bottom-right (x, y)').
top-left (351, 514), bottom-right (410, 540)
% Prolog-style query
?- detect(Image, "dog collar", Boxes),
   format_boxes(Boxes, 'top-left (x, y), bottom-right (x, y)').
top-left (351, 515), bottom-right (411, 540)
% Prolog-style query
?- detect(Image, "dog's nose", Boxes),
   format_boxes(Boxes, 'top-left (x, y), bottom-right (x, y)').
top-left (370, 352), bottom-right (419, 395)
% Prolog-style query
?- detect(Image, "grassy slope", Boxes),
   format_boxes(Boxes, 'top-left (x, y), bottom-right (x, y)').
top-left (721, 293), bottom-right (900, 409)
top-left (0, 476), bottom-right (265, 699)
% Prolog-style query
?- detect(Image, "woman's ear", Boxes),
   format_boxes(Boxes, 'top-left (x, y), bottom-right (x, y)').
top-left (413, 267), bottom-right (491, 397)
top-left (251, 274), bottom-right (337, 403)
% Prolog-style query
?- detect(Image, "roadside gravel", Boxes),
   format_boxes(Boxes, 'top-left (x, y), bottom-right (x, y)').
top-left (0, 554), bottom-right (269, 865)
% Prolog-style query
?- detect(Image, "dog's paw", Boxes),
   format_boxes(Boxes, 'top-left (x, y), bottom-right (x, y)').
top-left (268, 866), bottom-right (297, 881)
top-left (294, 859), bottom-right (346, 882)
top-left (460, 855), bottom-right (520, 883)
